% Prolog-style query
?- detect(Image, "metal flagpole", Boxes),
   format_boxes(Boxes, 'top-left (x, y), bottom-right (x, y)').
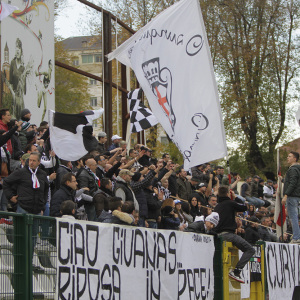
top-left (277, 148), bottom-right (284, 241)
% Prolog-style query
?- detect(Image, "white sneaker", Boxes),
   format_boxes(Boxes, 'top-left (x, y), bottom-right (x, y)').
top-left (229, 271), bottom-right (245, 284)
top-left (290, 239), bottom-right (300, 244)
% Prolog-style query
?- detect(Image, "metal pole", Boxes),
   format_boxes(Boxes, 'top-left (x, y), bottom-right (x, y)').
top-left (277, 148), bottom-right (284, 241)
top-left (103, 10), bottom-right (112, 140)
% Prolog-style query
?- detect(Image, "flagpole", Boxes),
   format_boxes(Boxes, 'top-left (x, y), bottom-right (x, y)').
top-left (0, 0), bottom-right (2, 107)
top-left (277, 148), bottom-right (284, 241)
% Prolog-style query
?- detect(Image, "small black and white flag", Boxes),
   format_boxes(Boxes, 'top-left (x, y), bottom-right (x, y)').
top-left (128, 88), bottom-right (158, 133)
top-left (49, 109), bottom-right (103, 161)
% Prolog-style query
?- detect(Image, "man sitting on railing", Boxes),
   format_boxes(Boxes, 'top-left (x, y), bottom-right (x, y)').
top-left (214, 186), bottom-right (255, 284)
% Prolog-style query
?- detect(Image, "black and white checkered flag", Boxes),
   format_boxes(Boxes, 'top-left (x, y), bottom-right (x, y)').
top-left (128, 88), bottom-right (158, 133)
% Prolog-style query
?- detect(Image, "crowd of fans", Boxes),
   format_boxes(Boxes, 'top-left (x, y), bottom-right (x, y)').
top-left (0, 107), bottom-right (296, 243)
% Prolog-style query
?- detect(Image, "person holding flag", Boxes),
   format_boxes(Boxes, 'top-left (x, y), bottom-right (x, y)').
top-left (282, 151), bottom-right (300, 244)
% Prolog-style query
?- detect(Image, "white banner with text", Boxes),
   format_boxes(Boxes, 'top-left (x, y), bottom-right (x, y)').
top-left (265, 242), bottom-right (300, 300)
top-left (56, 219), bottom-right (215, 300)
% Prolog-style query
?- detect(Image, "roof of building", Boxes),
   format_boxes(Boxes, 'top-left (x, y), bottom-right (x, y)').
top-left (62, 36), bottom-right (102, 51)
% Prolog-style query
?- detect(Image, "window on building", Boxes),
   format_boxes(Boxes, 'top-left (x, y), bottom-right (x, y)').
top-left (90, 97), bottom-right (97, 106)
top-left (82, 55), bottom-right (93, 64)
top-left (73, 59), bottom-right (79, 66)
top-left (161, 136), bottom-right (169, 145)
top-left (95, 55), bottom-right (102, 63)
top-left (92, 120), bottom-right (97, 128)
top-left (89, 79), bottom-right (97, 85)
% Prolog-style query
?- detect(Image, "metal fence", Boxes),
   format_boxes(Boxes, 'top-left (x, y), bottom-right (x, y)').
top-left (0, 212), bottom-right (57, 300)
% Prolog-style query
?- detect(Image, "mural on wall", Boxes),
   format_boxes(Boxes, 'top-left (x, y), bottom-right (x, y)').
top-left (1, 0), bottom-right (54, 124)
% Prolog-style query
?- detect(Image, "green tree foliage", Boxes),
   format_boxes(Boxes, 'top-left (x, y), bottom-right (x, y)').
top-left (200, 0), bottom-right (300, 177)
top-left (55, 39), bottom-right (91, 114)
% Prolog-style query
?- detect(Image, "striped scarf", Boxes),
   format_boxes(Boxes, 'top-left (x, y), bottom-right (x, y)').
top-left (29, 166), bottom-right (40, 189)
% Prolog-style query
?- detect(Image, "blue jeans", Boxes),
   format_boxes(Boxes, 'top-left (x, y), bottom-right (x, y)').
top-left (147, 221), bottom-right (157, 229)
top-left (287, 197), bottom-right (300, 240)
top-left (245, 196), bottom-right (265, 207)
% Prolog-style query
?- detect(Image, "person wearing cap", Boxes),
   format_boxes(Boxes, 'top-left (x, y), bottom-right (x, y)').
top-left (20, 108), bottom-right (31, 122)
top-left (214, 186), bottom-right (255, 284)
top-left (190, 177), bottom-right (200, 191)
top-left (19, 121), bottom-right (32, 151)
top-left (196, 182), bottom-right (209, 206)
top-left (263, 179), bottom-right (275, 206)
top-left (114, 169), bottom-right (139, 211)
top-left (185, 212), bottom-right (219, 234)
top-left (174, 199), bottom-right (188, 230)
top-left (108, 135), bottom-right (122, 152)
top-left (138, 146), bottom-right (152, 167)
top-left (244, 216), bottom-right (261, 244)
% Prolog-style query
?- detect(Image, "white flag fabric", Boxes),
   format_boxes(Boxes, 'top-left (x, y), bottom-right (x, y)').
top-left (0, 2), bottom-right (18, 21)
top-left (128, 88), bottom-right (158, 133)
top-left (296, 105), bottom-right (300, 126)
top-left (49, 109), bottom-right (103, 161)
top-left (108, 0), bottom-right (227, 169)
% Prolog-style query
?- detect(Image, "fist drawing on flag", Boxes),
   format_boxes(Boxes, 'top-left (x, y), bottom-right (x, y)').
top-left (142, 57), bottom-right (176, 131)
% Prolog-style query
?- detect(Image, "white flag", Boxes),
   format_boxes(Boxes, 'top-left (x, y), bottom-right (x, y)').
top-left (0, 2), bottom-right (18, 21)
top-left (108, 0), bottom-right (227, 169)
top-left (49, 109), bottom-right (103, 161)
top-left (296, 105), bottom-right (300, 126)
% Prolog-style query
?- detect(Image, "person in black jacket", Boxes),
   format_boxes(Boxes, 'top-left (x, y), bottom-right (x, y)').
top-left (144, 183), bottom-right (163, 229)
top-left (214, 186), bottom-right (255, 284)
top-left (244, 216), bottom-right (260, 244)
top-left (3, 152), bottom-right (49, 214)
top-left (282, 151), bottom-right (300, 244)
top-left (3, 152), bottom-right (49, 248)
top-left (185, 212), bottom-right (219, 234)
top-left (76, 157), bottom-right (100, 221)
top-left (50, 173), bottom-right (77, 217)
top-left (161, 205), bottom-right (180, 230)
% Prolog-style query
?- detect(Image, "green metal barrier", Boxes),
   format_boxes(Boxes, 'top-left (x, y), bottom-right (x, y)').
top-left (0, 212), bottom-right (57, 300)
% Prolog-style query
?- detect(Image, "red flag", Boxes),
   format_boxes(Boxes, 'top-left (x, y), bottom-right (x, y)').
top-left (274, 177), bottom-right (287, 237)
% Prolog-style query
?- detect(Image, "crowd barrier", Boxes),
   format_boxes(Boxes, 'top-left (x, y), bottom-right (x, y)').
top-left (0, 212), bottom-right (298, 299)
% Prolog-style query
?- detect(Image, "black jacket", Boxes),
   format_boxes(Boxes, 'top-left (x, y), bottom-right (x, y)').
top-left (50, 184), bottom-right (75, 217)
top-left (214, 196), bottom-right (247, 233)
top-left (76, 168), bottom-right (99, 197)
top-left (244, 225), bottom-right (260, 244)
top-left (3, 166), bottom-right (49, 214)
top-left (144, 188), bottom-right (161, 220)
top-left (55, 165), bottom-right (72, 191)
top-left (283, 164), bottom-right (300, 197)
top-left (185, 221), bottom-right (207, 234)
